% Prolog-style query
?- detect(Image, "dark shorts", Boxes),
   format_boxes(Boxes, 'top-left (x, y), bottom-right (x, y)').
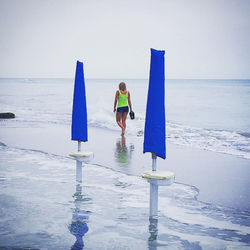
top-left (117, 106), bottom-right (129, 114)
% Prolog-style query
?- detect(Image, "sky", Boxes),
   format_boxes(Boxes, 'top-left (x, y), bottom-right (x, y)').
top-left (0, 0), bottom-right (249, 79)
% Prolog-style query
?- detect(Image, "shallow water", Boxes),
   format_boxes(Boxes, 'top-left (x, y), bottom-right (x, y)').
top-left (0, 144), bottom-right (250, 249)
top-left (1, 78), bottom-right (250, 249)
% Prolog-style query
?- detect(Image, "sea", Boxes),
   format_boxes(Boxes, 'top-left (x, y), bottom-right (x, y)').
top-left (0, 78), bottom-right (250, 249)
top-left (1, 78), bottom-right (250, 159)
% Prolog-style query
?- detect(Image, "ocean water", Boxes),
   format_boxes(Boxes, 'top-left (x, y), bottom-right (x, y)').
top-left (0, 78), bottom-right (250, 249)
top-left (1, 78), bottom-right (250, 159)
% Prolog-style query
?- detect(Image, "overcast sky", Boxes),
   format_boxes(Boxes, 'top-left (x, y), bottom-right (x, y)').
top-left (0, 0), bottom-right (249, 79)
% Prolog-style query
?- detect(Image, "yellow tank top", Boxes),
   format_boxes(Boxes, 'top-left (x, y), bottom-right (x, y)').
top-left (117, 91), bottom-right (128, 108)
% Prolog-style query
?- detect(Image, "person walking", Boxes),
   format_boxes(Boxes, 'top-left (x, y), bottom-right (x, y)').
top-left (113, 82), bottom-right (133, 136)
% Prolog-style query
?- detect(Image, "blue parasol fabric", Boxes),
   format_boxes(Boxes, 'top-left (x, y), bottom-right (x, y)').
top-left (143, 48), bottom-right (166, 159)
top-left (71, 61), bottom-right (88, 142)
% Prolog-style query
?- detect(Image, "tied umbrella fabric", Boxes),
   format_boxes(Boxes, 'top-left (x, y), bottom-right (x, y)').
top-left (143, 48), bottom-right (166, 159)
top-left (71, 61), bottom-right (88, 142)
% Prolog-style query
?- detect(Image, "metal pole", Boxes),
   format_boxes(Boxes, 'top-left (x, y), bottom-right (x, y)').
top-left (76, 140), bottom-right (82, 183)
top-left (150, 152), bottom-right (158, 217)
top-left (78, 141), bottom-right (81, 152)
top-left (150, 182), bottom-right (158, 217)
top-left (152, 152), bottom-right (157, 171)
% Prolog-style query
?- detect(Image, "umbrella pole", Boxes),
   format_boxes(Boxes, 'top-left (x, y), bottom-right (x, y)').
top-left (76, 141), bottom-right (82, 183)
top-left (150, 181), bottom-right (158, 217)
top-left (150, 152), bottom-right (158, 217)
top-left (152, 153), bottom-right (157, 171)
top-left (78, 141), bottom-right (81, 152)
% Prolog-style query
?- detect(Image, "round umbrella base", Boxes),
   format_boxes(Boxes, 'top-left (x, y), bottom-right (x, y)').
top-left (142, 170), bottom-right (175, 186)
top-left (69, 152), bottom-right (94, 163)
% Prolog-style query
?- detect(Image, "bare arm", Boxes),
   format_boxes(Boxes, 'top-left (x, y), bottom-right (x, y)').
top-left (128, 91), bottom-right (132, 112)
top-left (113, 90), bottom-right (119, 112)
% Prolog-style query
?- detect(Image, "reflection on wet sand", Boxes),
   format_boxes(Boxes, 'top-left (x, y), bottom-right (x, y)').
top-left (69, 161), bottom-right (91, 249)
top-left (148, 216), bottom-right (158, 250)
top-left (114, 136), bottom-right (134, 165)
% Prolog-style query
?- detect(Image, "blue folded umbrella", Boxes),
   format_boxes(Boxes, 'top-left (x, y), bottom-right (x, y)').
top-left (71, 61), bottom-right (88, 142)
top-left (143, 48), bottom-right (166, 159)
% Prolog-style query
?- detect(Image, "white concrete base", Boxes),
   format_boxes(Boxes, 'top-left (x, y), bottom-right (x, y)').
top-left (142, 170), bottom-right (175, 186)
top-left (69, 152), bottom-right (94, 163)
top-left (142, 170), bottom-right (175, 217)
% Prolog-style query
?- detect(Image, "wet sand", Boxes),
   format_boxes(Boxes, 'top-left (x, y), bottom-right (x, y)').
top-left (0, 124), bottom-right (249, 210)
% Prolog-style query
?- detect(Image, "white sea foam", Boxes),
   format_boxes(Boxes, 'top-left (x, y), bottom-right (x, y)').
top-left (2, 102), bottom-right (250, 159)
top-left (166, 122), bottom-right (250, 159)
top-left (87, 106), bottom-right (250, 159)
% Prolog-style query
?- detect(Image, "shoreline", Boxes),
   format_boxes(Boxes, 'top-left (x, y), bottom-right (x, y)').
top-left (0, 124), bottom-right (250, 211)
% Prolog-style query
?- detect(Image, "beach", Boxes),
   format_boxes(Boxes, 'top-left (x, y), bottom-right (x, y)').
top-left (1, 0), bottom-right (250, 248)
top-left (0, 78), bottom-right (250, 249)
top-left (1, 124), bottom-right (250, 249)
top-left (1, 124), bottom-right (250, 210)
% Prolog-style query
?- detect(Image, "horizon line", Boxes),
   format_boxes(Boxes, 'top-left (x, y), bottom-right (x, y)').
top-left (0, 77), bottom-right (250, 81)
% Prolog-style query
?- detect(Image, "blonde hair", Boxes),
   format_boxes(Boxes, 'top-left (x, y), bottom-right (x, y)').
top-left (119, 82), bottom-right (126, 91)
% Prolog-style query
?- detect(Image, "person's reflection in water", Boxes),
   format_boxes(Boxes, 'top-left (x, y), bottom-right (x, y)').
top-left (115, 135), bottom-right (134, 165)
top-left (148, 216), bottom-right (158, 250)
top-left (69, 165), bottom-right (91, 249)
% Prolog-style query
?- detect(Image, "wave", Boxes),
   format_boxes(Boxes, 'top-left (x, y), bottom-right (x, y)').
top-left (87, 107), bottom-right (250, 159)
top-left (1, 105), bottom-right (250, 159)
top-left (166, 123), bottom-right (250, 159)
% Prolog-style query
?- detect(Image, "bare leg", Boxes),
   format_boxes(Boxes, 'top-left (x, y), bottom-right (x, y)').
top-left (116, 112), bottom-right (124, 134)
top-left (121, 112), bottom-right (128, 136)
